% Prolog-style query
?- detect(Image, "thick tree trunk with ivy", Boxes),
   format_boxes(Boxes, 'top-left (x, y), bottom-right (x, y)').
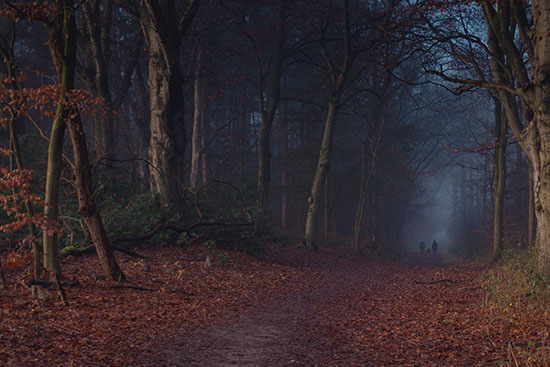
top-left (140, 0), bottom-right (200, 205)
top-left (492, 100), bottom-right (507, 261)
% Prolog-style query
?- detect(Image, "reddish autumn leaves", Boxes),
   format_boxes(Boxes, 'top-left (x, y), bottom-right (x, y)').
top-left (1, 244), bottom-right (548, 366)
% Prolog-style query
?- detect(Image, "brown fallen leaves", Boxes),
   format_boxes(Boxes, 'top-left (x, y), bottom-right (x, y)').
top-left (0, 244), bottom-right (549, 366)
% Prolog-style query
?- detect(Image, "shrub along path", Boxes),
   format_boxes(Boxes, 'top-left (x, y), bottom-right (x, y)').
top-left (1, 243), bottom-right (549, 366)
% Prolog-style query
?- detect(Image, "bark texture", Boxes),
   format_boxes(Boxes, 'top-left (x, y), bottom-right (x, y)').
top-left (140, 0), bottom-right (200, 205)
top-left (481, 0), bottom-right (550, 273)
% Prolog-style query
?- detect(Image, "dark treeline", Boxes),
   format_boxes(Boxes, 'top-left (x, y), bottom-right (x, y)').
top-left (0, 0), bottom-right (549, 281)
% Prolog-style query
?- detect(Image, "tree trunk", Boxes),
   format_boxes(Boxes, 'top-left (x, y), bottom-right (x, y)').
top-left (83, 0), bottom-right (116, 163)
top-left (200, 104), bottom-right (210, 184)
top-left (144, 33), bottom-right (185, 204)
top-left (304, 0), bottom-right (351, 251)
top-left (43, 0), bottom-right (74, 279)
top-left (304, 100), bottom-right (339, 251)
top-left (257, 0), bottom-right (285, 212)
top-left (140, 0), bottom-right (200, 205)
top-left (492, 99), bottom-right (507, 261)
top-left (280, 103), bottom-right (289, 232)
top-left (45, 0), bottom-right (124, 282)
top-left (190, 42), bottom-right (203, 187)
top-left (353, 138), bottom-right (377, 251)
top-left (528, 162), bottom-right (536, 247)
top-left (133, 64), bottom-right (151, 181)
top-left (66, 113), bottom-right (125, 281)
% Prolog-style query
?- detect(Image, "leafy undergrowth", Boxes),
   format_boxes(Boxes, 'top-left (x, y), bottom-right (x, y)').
top-left (1, 244), bottom-right (549, 366)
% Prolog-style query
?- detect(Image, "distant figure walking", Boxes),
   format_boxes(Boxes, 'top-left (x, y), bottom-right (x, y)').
top-left (419, 241), bottom-right (426, 254)
top-left (432, 240), bottom-right (438, 254)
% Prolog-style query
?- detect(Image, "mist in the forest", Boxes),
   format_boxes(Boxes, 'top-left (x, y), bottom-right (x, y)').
top-left (401, 174), bottom-right (453, 253)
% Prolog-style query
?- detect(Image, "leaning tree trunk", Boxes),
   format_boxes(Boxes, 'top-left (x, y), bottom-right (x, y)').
top-left (304, 0), bottom-right (351, 251)
top-left (492, 100), bottom-right (507, 261)
top-left (66, 113), bottom-right (125, 281)
top-left (304, 100), bottom-right (339, 251)
top-left (45, 0), bottom-right (124, 282)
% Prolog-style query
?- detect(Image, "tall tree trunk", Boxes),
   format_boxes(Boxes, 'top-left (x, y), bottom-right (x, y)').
top-left (43, 0), bottom-right (72, 279)
top-left (144, 31), bottom-right (185, 203)
top-left (140, 0), bottom-right (200, 205)
top-left (66, 113), bottom-right (125, 281)
top-left (353, 140), bottom-right (374, 251)
top-left (492, 100), bottom-right (507, 261)
top-left (190, 42), bottom-right (203, 187)
top-left (304, 0), bottom-right (351, 251)
top-left (257, 0), bottom-right (285, 212)
top-left (323, 175), bottom-right (329, 240)
top-left (45, 0), bottom-right (124, 281)
top-left (83, 0), bottom-right (116, 163)
top-left (304, 100), bottom-right (339, 251)
top-left (200, 104), bottom-right (210, 184)
top-left (528, 162), bottom-right (536, 247)
top-left (280, 101), bottom-right (289, 232)
top-left (134, 64), bottom-right (151, 181)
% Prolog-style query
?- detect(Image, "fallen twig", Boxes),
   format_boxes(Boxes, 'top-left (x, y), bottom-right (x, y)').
top-left (111, 284), bottom-right (155, 291)
top-left (54, 272), bottom-right (69, 306)
top-left (414, 279), bottom-right (456, 284)
top-left (0, 256), bottom-right (7, 290)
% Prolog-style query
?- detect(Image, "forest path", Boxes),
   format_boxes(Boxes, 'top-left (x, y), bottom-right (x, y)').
top-left (144, 251), bottom-right (514, 367)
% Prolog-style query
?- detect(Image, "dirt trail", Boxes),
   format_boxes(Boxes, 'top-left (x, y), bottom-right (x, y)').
top-left (148, 258), bottom-right (380, 366)
top-left (143, 251), bottom-right (509, 367)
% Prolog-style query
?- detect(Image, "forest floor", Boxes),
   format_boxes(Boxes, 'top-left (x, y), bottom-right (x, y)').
top-left (1, 242), bottom-right (549, 366)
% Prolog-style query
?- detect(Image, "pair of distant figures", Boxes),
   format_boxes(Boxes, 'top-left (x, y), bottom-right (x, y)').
top-left (419, 240), bottom-right (438, 254)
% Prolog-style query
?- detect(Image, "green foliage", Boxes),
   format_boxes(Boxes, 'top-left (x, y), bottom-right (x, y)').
top-left (202, 240), bottom-right (230, 267)
top-left (100, 191), bottom-right (172, 241)
top-left (482, 248), bottom-right (550, 312)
